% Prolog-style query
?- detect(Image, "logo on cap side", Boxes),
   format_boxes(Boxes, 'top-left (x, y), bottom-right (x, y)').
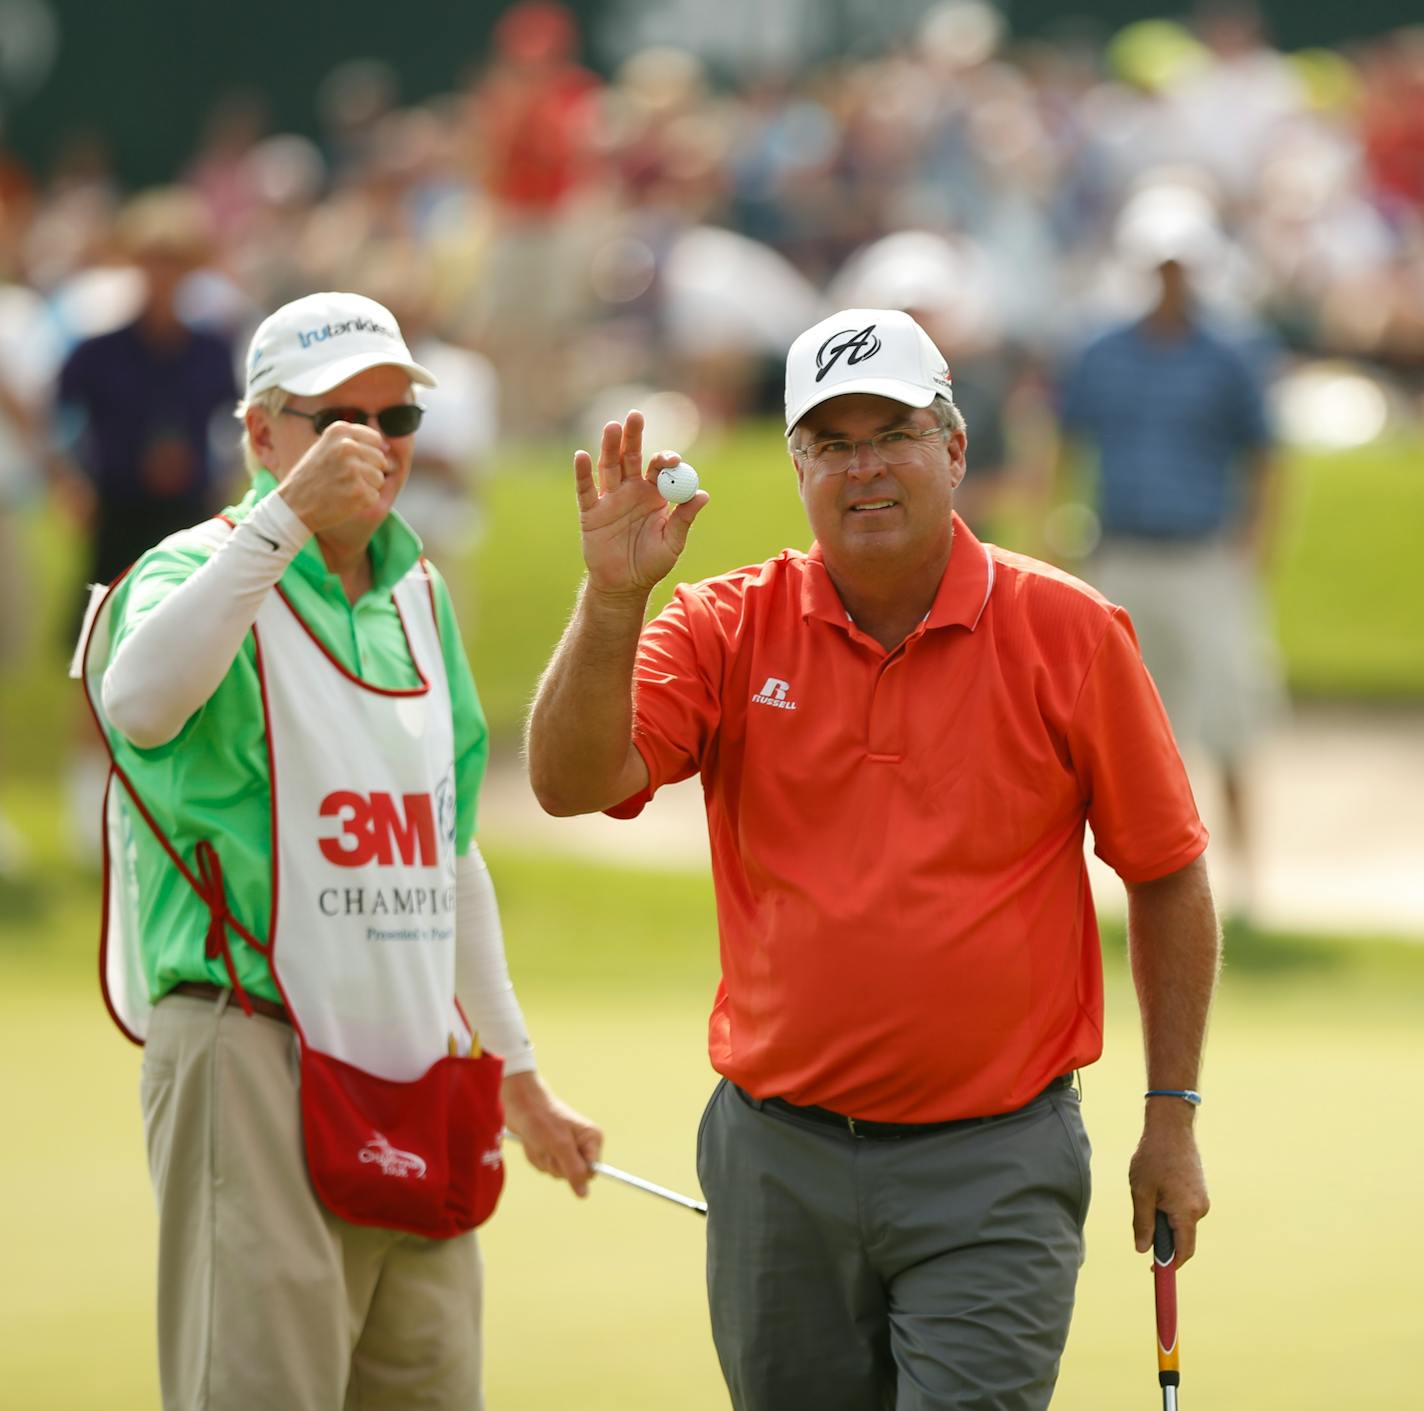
top-left (815, 325), bottom-right (883, 383)
top-left (297, 316), bottom-right (397, 351)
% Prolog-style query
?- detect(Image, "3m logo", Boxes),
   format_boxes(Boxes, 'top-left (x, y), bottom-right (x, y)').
top-left (751, 677), bottom-right (797, 711)
top-left (319, 791), bottom-right (437, 867)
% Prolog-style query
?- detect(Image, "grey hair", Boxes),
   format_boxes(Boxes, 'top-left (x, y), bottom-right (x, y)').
top-left (929, 394), bottom-right (966, 436)
top-left (234, 387), bottom-right (290, 478)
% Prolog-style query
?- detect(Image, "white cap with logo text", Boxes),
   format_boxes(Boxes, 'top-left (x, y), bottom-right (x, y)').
top-left (245, 291), bottom-right (437, 397)
top-left (784, 308), bottom-right (952, 435)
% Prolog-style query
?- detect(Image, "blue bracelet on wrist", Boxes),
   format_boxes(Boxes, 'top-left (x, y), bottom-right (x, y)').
top-left (1144, 1088), bottom-right (1203, 1105)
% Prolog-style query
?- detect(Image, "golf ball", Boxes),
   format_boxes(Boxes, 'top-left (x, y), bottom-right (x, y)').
top-left (656, 462), bottom-right (700, 504)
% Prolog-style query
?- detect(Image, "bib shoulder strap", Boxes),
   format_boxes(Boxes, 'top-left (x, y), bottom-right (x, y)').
top-left (394, 558), bottom-right (439, 619)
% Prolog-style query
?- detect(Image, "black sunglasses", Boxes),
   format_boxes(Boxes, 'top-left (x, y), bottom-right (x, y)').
top-left (282, 403), bottom-right (425, 438)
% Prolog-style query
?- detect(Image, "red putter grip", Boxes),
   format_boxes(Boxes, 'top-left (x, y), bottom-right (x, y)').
top-left (1153, 1210), bottom-right (1181, 1380)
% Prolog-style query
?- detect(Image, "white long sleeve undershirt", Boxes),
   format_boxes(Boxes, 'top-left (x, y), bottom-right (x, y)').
top-left (102, 491), bottom-right (311, 748)
top-left (456, 844), bottom-right (535, 1074)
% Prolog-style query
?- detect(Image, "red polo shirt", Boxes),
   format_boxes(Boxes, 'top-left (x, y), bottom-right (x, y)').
top-left (618, 517), bottom-right (1207, 1122)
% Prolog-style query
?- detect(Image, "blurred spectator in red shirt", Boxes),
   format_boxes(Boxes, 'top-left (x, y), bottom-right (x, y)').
top-left (463, 1), bottom-right (602, 431)
top-left (478, 0), bottom-right (599, 212)
top-left (1359, 29), bottom-right (1424, 216)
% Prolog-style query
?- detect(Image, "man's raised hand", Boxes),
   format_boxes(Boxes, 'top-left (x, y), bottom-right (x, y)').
top-left (574, 411), bottom-right (708, 596)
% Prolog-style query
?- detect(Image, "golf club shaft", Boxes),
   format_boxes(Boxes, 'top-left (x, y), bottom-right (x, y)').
top-left (502, 1131), bottom-right (707, 1215)
top-left (1153, 1209), bottom-right (1180, 1409)
top-left (592, 1160), bottom-right (708, 1215)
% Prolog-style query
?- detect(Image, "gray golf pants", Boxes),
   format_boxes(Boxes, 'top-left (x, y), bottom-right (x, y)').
top-left (696, 1078), bottom-right (1091, 1411)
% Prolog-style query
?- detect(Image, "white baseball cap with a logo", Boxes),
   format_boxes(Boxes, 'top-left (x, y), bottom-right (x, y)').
top-left (784, 307), bottom-right (952, 435)
top-left (244, 291), bottom-right (437, 397)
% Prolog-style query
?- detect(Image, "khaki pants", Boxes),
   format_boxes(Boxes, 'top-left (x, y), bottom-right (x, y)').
top-left (1091, 538), bottom-right (1283, 766)
top-left (141, 991), bottom-right (483, 1411)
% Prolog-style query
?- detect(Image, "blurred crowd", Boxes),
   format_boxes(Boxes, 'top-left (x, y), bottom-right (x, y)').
top-left (2, 1), bottom-right (1422, 453)
top-left (1, 0), bottom-right (1422, 884)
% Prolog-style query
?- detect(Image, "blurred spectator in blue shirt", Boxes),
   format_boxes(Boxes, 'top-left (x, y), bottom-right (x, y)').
top-left (1057, 191), bottom-right (1283, 921)
top-left (51, 187), bottom-right (237, 861)
top-left (54, 187), bottom-right (237, 606)
top-left (1060, 311), bottom-right (1270, 541)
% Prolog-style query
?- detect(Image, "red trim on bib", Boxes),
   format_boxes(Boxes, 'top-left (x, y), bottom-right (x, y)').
top-left (251, 623), bottom-right (293, 1023)
top-left (82, 572), bottom-right (143, 1045)
top-left (102, 761), bottom-right (270, 1017)
top-left (273, 584), bottom-right (430, 697)
top-left (96, 773), bottom-right (143, 1046)
top-left (81, 552), bottom-right (271, 1034)
top-left (421, 559), bottom-right (442, 647)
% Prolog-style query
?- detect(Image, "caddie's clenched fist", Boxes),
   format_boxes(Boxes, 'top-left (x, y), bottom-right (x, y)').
top-left (277, 419), bottom-right (395, 534)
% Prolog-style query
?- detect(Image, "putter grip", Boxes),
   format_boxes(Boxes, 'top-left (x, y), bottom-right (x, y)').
top-left (1153, 1210), bottom-right (1180, 1385)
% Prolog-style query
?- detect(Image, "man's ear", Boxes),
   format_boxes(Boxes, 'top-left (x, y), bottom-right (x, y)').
top-left (246, 405), bottom-right (275, 460)
top-left (947, 429), bottom-right (968, 490)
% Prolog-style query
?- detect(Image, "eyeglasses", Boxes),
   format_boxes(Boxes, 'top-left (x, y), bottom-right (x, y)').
top-left (282, 403), bottom-right (425, 438)
top-left (794, 425), bottom-right (946, 475)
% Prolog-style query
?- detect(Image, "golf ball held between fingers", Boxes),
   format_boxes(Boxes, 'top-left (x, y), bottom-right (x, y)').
top-left (656, 462), bottom-right (699, 504)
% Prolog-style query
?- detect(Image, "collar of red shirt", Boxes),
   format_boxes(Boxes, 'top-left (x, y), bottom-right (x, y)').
top-left (801, 513), bottom-right (995, 636)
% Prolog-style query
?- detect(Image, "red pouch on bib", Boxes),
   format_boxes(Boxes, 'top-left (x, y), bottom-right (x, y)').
top-left (298, 1045), bottom-right (505, 1239)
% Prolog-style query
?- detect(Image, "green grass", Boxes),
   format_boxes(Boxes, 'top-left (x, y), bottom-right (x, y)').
top-left (1, 425), bottom-right (1420, 787)
top-left (1270, 437), bottom-right (1424, 697)
top-left (4, 774), bottom-right (1423, 1410)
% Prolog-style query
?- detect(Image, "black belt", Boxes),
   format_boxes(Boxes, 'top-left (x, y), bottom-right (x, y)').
top-left (169, 980), bottom-right (290, 1025)
top-left (734, 1074), bottom-right (1073, 1141)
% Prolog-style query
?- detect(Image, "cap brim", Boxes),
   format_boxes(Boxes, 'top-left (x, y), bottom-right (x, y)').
top-left (785, 378), bottom-right (936, 436)
top-left (279, 352), bottom-right (438, 396)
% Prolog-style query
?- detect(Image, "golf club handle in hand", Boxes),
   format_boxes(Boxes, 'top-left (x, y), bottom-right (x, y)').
top-left (1153, 1210), bottom-right (1180, 1409)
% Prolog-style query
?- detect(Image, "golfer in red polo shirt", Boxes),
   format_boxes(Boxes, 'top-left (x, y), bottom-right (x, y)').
top-left (527, 309), bottom-right (1217, 1411)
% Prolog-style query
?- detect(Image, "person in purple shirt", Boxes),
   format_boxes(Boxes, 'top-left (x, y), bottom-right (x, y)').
top-left (53, 187), bottom-right (238, 858)
top-left (55, 188), bottom-right (238, 609)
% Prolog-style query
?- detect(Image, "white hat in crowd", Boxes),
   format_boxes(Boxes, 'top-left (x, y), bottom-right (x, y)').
top-left (784, 308), bottom-right (952, 435)
top-left (1115, 184), bottom-right (1224, 273)
top-left (245, 291), bottom-right (437, 397)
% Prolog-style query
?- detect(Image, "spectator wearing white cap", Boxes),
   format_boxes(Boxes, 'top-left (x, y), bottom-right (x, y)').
top-left (528, 307), bottom-right (1219, 1410)
top-left (77, 289), bottom-right (601, 1410)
